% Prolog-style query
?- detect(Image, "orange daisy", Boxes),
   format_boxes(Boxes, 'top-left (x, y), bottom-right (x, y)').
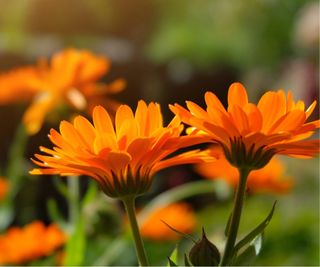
top-left (0, 48), bottom-right (125, 134)
top-left (30, 101), bottom-right (216, 198)
top-left (0, 177), bottom-right (8, 201)
top-left (0, 221), bottom-right (66, 265)
top-left (140, 203), bottom-right (196, 241)
top-left (170, 82), bottom-right (319, 170)
top-left (196, 147), bottom-right (293, 194)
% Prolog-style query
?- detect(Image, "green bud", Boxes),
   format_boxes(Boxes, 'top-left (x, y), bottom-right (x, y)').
top-left (189, 228), bottom-right (221, 266)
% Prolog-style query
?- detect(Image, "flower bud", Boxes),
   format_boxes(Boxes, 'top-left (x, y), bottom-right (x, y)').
top-left (189, 228), bottom-right (220, 266)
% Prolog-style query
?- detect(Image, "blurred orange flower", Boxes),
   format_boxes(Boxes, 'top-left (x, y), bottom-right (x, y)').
top-left (171, 82), bottom-right (319, 170)
top-left (140, 203), bottom-right (196, 241)
top-left (30, 101), bottom-right (216, 198)
top-left (0, 177), bottom-right (8, 201)
top-left (196, 147), bottom-right (293, 194)
top-left (0, 48), bottom-right (125, 134)
top-left (0, 221), bottom-right (66, 265)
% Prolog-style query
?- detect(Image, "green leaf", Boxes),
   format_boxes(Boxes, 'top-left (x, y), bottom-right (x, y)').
top-left (6, 123), bottom-right (28, 198)
top-left (63, 217), bottom-right (86, 266)
top-left (0, 203), bottom-right (14, 230)
top-left (161, 220), bottom-right (196, 242)
top-left (93, 237), bottom-right (128, 266)
top-left (81, 181), bottom-right (98, 208)
top-left (184, 253), bottom-right (191, 266)
top-left (233, 234), bottom-right (263, 266)
top-left (224, 212), bottom-right (232, 237)
top-left (47, 198), bottom-right (66, 226)
top-left (189, 228), bottom-right (221, 266)
top-left (167, 246), bottom-right (178, 266)
top-left (168, 257), bottom-right (178, 266)
top-left (234, 201), bottom-right (276, 253)
top-left (53, 177), bottom-right (68, 198)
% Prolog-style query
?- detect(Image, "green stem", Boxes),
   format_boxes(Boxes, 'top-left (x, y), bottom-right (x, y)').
top-left (122, 196), bottom-right (149, 266)
top-left (221, 168), bottom-right (250, 266)
top-left (68, 176), bottom-right (80, 224)
top-left (7, 123), bottom-right (28, 199)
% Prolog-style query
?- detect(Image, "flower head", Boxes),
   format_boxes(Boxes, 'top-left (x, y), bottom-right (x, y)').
top-left (140, 203), bottom-right (196, 241)
top-left (0, 221), bottom-right (66, 265)
top-left (196, 147), bottom-right (293, 194)
top-left (0, 48), bottom-right (125, 134)
top-left (30, 101), bottom-right (215, 198)
top-left (170, 82), bottom-right (319, 170)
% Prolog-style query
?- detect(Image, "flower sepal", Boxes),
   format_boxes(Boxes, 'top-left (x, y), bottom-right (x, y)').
top-left (222, 137), bottom-right (276, 171)
top-left (101, 166), bottom-right (152, 199)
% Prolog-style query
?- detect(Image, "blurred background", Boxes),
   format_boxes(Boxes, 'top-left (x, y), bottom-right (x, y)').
top-left (0, 0), bottom-right (318, 265)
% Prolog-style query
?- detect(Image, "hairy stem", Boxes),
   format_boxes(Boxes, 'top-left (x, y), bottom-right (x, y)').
top-left (122, 196), bottom-right (149, 266)
top-left (221, 168), bottom-right (250, 266)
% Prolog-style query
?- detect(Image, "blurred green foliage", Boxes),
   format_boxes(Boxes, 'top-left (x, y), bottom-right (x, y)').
top-left (146, 0), bottom-right (311, 70)
top-left (0, 0), bottom-right (318, 266)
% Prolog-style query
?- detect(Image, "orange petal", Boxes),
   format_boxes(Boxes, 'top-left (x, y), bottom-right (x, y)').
top-left (94, 133), bottom-right (117, 154)
top-left (153, 149), bottom-right (216, 174)
top-left (186, 101), bottom-right (207, 119)
top-left (93, 105), bottom-right (115, 136)
top-left (59, 121), bottom-right (89, 149)
top-left (115, 105), bottom-right (134, 135)
top-left (106, 151), bottom-right (131, 172)
top-left (228, 105), bottom-right (250, 134)
top-left (228, 82), bottom-right (248, 108)
top-left (243, 103), bottom-right (263, 132)
top-left (147, 102), bottom-right (163, 135)
top-left (73, 115), bottom-right (96, 149)
top-left (204, 91), bottom-right (227, 114)
top-left (23, 95), bottom-right (56, 135)
top-left (127, 137), bottom-right (153, 171)
top-left (258, 90), bottom-right (286, 133)
top-left (305, 100), bottom-right (317, 119)
top-left (270, 110), bottom-right (306, 133)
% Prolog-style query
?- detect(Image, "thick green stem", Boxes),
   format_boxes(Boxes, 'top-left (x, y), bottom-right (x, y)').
top-left (221, 168), bottom-right (250, 266)
top-left (122, 196), bottom-right (149, 266)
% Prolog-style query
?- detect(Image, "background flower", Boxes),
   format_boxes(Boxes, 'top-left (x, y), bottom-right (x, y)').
top-left (0, 221), bottom-right (66, 265)
top-left (0, 177), bottom-right (8, 201)
top-left (0, 48), bottom-right (125, 134)
top-left (140, 203), bottom-right (196, 241)
top-left (196, 147), bottom-right (293, 194)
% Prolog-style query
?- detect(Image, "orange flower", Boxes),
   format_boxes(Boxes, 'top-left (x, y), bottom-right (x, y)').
top-left (140, 203), bottom-right (196, 241)
top-left (30, 101), bottom-right (215, 198)
top-left (170, 82), bottom-right (319, 170)
top-left (196, 147), bottom-right (293, 194)
top-left (0, 177), bottom-right (8, 201)
top-left (0, 48), bottom-right (125, 134)
top-left (0, 221), bottom-right (66, 265)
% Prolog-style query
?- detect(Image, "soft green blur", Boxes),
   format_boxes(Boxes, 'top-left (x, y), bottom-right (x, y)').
top-left (0, 0), bottom-right (318, 266)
